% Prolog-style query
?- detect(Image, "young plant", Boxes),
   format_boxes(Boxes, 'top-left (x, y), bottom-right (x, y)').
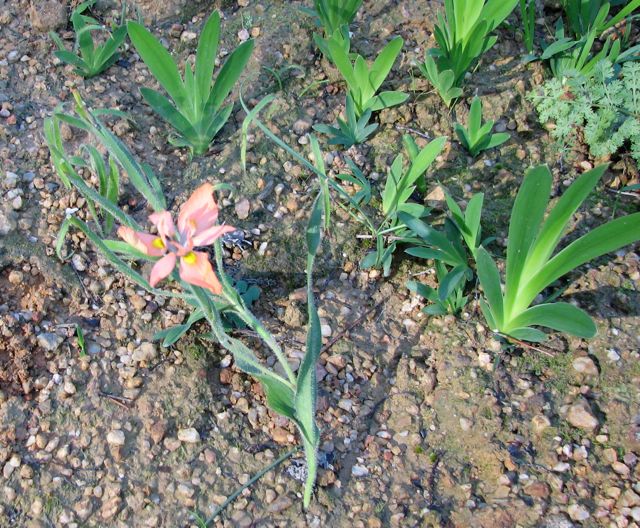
top-left (454, 96), bottom-right (510, 157)
top-left (519, 0), bottom-right (536, 53)
top-left (49, 93), bottom-right (328, 508)
top-left (304, 0), bottom-right (363, 37)
top-left (313, 94), bottom-right (378, 147)
top-left (327, 36), bottom-right (408, 117)
top-left (561, 0), bottom-right (640, 39)
top-left (419, 0), bottom-right (518, 106)
top-left (50, 0), bottom-right (127, 78)
top-left (361, 135), bottom-right (447, 275)
top-left (475, 164), bottom-right (640, 342)
top-left (531, 60), bottom-right (640, 163)
top-left (401, 192), bottom-right (484, 315)
top-left (127, 11), bottom-right (254, 155)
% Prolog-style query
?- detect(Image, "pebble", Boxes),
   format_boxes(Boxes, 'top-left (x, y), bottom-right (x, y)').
top-left (572, 357), bottom-right (598, 376)
top-left (106, 430), bottom-right (125, 447)
top-left (37, 333), bottom-right (64, 352)
top-left (177, 428), bottom-right (201, 443)
top-left (132, 342), bottom-right (157, 363)
top-left (352, 465), bottom-right (369, 477)
top-left (235, 199), bottom-right (250, 219)
top-left (292, 119), bottom-right (311, 135)
top-left (267, 495), bottom-right (293, 513)
top-left (567, 503), bottom-right (590, 521)
top-left (566, 399), bottom-right (599, 431)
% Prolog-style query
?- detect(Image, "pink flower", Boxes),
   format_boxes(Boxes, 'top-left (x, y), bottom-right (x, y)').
top-left (118, 183), bottom-right (235, 294)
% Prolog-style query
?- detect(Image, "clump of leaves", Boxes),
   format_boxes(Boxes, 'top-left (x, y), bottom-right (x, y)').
top-left (402, 191), bottom-right (485, 315)
top-left (50, 0), bottom-right (127, 78)
top-left (454, 96), bottom-right (509, 157)
top-left (418, 0), bottom-right (518, 106)
top-left (327, 36), bottom-right (408, 117)
top-left (475, 164), bottom-right (640, 342)
top-left (361, 136), bottom-right (447, 276)
top-left (531, 60), bottom-right (640, 162)
top-left (304, 0), bottom-right (363, 37)
top-left (561, 0), bottom-right (640, 39)
top-left (127, 11), bottom-right (254, 155)
top-left (313, 95), bottom-right (378, 147)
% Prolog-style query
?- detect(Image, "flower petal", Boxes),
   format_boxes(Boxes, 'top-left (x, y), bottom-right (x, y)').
top-left (179, 251), bottom-right (222, 295)
top-left (117, 226), bottom-right (166, 257)
top-left (177, 183), bottom-right (219, 241)
top-left (191, 224), bottom-right (236, 247)
top-left (149, 211), bottom-right (176, 242)
top-left (150, 253), bottom-right (177, 287)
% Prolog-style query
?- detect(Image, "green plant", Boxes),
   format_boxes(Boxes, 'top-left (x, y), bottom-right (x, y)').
top-left (327, 36), bottom-right (408, 117)
top-left (75, 325), bottom-right (87, 357)
top-left (313, 95), bottom-right (378, 147)
top-left (454, 96), bottom-right (509, 156)
top-left (48, 93), bottom-right (329, 509)
top-left (540, 19), bottom-right (637, 78)
top-left (519, 0), bottom-right (536, 53)
top-left (401, 192), bottom-right (484, 315)
top-left (361, 136), bottom-right (447, 275)
top-left (418, 0), bottom-right (518, 106)
top-left (475, 164), bottom-right (640, 342)
top-left (561, 0), bottom-right (640, 39)
top-left (531, 60), bottom-right (640, 163)
top-left (50, 0), bottom-right (127, 78)
top-left (304, 0), bottom-right (363, 37)
top-left (127, 11), bottom-right (254, 155)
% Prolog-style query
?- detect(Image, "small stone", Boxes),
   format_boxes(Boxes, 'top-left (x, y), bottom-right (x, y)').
top-left (37, 333), bottom-right (64, 352)
top-left (572, 356), bottom-right (598, 376)
top-left (267, 495), bottom-right (293, 513)
top-left (612, 461), bottom-right (630, 477)
top-left (106, 430), bottom-right (125, 447)
top-left (177, 428), bottom-right (201, 443)
top-left (63, 380), bottom-right (76, 395)
top-left (352, 465), bottom-right (369, 477)
top-left (74, 498), bottom-right (93, 521)
top-left (567, 504), bottom-right (590, 521)
top-left (235, 199), bottom-right (250, 219)
top-left (494, 485), bottom-right (511, 498)
top-left (29, 1), bottom-right (67, 33)
top-left (271, 427), bottom-right (290, 444)
top-left (532, 414), bottom-right (551, 433)
top-left (237, 28), bottom-right (250, 41)
top-left (132, 342), bottom-right (157, 363)
top-left (320, 324), bottom-right (332, 337)
top-left (100, 496), bottom-right (121, 520)
top-left (524, 481), bottom-right (551, 499)
top-left (180, 31), bottom-right (197, 42)
top-left (10, 196), bottom-right (22, 211)
top-left (566, 399), bottom-right (599, 431)
top-left (149, 420), bottom-right (167, 444)
top-left (71, 254), bottom-right (87, 272)
top-left (292, 119), bottom-right (311, 135)
top-left (459, 418), bottom-right (473, 431)
top-left (426, 185), bottom-right (446, 203)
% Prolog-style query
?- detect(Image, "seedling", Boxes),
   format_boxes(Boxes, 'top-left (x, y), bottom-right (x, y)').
top-left (475, 164), bottom-right (640, 342)
top-left (313, 95), bottom-right (378, 147)
top-left (50, 0), bottom-right (127, 78)
top-left (419, 0), bottom-right (518, 106)
top-left (454, 96), bottom-right (509, 157)
top-left (128, 11), bottom-right (254, 155)
top-left (327, 36), bottom-right (408, 117)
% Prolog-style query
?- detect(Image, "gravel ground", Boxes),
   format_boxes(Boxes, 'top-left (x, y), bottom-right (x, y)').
top-left (0, 0), bottom-right (639, 527)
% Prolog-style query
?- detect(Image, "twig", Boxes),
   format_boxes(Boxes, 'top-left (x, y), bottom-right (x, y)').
top-left (606, 187), bottom-right (639, 198)
top-left (203, 447), bottom-right (299, 526)
top-left (505, 336), bottom-right (555, 357)
top-left (320, 301), bottom-right (382, 354)
top-left (99, 391), bottom-right (133, 408)
top-left (394, 124), bottom-right (432, 140)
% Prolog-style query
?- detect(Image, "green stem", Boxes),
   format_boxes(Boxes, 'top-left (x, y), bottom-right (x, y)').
top-left (301, 436), bottom-right (318, 509)
top-left (203, 447), bottom-right (299, 526)
top-left (212, 239), bottom-right (297, 385)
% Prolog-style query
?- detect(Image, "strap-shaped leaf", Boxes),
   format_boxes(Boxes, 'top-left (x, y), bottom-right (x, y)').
top-left (504, 165), bottom-right (552, 314)
top-left (475, 246), bottom-right (504, 328)
top-left (525, 212), bottom-right (640, 305)
top-left (508, 302), bottom-right (596, 338)
top-left (369, 37), bottom-right (404, 92)
top-left (438, 264), bottom-right (468, 302)
top-left (206, 39), bottom-right (254, 113)
top-left (140, 87), bottom-right (198, 138)
top-left (195, 11), bottom-right (221, 108)
top-left (365, 91), bottom-right (409, 113)
top-left (523, 165), bottom-right (606, 279)
top-left (127, 21), bottom-right (187, 112)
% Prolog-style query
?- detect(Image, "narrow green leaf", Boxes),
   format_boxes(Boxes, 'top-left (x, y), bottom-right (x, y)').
top-left (195, 11), bottom-right (221, 108)
top-left (206, 39), bottom-right (254, 113)
top-left (508, 302), bottom-right (596, 338)
top-left (475, 246), bottom-right (504, 328)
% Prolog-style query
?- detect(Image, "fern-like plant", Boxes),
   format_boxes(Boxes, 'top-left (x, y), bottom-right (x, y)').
top-left (313, 95), bottom-right (378, 147)
top-left (531, 60), bottom-right (640, 162)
